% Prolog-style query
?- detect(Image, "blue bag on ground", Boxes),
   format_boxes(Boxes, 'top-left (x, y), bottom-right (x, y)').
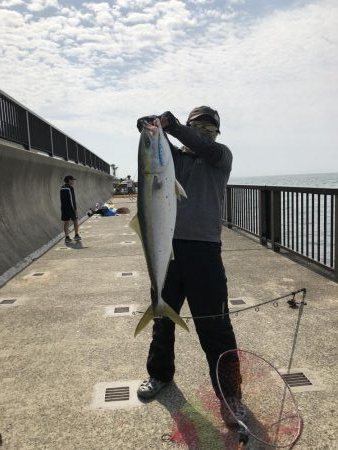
top-left (103, 208), bottom-right (116, 216)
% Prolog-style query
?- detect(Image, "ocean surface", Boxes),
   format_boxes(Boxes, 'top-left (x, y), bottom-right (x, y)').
top-left (229, 172), bottom-right (338, 189)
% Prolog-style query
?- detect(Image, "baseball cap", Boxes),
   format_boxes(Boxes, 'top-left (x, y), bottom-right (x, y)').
top-left (64, 175), bottom-right (76, 182)
top-left (187, 106), bottom-right (220, 132)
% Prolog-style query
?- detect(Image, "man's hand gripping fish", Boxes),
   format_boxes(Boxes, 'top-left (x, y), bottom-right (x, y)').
top-left (130, 119), bottom-right (189, 337)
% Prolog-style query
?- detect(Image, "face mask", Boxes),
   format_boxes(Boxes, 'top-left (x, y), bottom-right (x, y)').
top-left (189, 120), bottom-right (219, 141)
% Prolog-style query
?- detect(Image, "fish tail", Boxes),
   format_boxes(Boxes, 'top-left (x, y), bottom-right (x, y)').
top-left (162, 301), bottom-right (189, 333)
top-left (134, 301), bottom-right (189, 337)
top-left (134, 305), bottom-right (155, 337)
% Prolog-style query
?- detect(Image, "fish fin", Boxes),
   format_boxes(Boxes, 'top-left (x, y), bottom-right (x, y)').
top-left (170, 247), bottom-right (175, 260)
top-left (129, 214), bottom-right (142, 241)
top-left (162, 301), bottom-right (189, 333)
top-left (134, 301), bottom-right (189, 337)
top-left (134, 305), bottom-right (154, 337)
top-left (175, 179), bottom-right (187, 200)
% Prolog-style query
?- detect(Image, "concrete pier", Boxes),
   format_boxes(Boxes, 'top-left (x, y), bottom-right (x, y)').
top-left (0, 198), bottom-right (337, 450)
top-left (0, 140), bottom-right (113, 281)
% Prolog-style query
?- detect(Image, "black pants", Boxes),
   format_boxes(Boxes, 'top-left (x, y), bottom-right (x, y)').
top-left (146, 239), bottom-right (238, 396)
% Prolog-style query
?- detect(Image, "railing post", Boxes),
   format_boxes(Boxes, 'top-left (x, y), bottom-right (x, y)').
top-left (25, 111), bottom-right (31, 150)
top-left (65, 137), bottom-right (69, 161)
top-left (335, 194), bottom-right (338, 281)
top-left (226, 187), bottom-right (232, 229)
top-left (50, 126), bottom-right (54, 157)
top-left (259, 188), bottom-right (269, 246)
top-left (271, 189), bottom-right (281, 252)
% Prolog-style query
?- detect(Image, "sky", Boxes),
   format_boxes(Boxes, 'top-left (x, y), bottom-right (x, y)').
top-left (0, 0), bottom-right (337, 179)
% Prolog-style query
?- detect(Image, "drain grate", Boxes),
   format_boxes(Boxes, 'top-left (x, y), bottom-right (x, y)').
top-left (114, 306), bottom-right (130, 314)
top-left (92, 380), bottom-right (143, 410)
top-left (0, 299), bottom-right (17, 305)
top-left (230, 299), bottom-right (246, 305)
top-left (105, 304), bottom-right (138, 317)
top-left (278, 368), bottom-right (324, 392)
top-left (282, 372), bottom-right (312, 387)
top-left (116, 271), bottom-right (138, 278)
top-left (24, 272), bottom-right (49, 280)
top-left (105, 386), bottom-right (130, 402)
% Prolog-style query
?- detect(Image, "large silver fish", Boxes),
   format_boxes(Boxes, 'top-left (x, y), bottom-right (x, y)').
top-left (130, 119), bottom-right (189, 337)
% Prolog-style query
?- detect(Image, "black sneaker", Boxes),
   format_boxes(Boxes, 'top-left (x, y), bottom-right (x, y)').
top-left (65, 236), bottom-right (72, 243)
top-left (221, 397), bottom-right (247, 427)
top-left (74, 234), bottom-right (82, 241)
top-left (137, 377), bottom-right (169, 399)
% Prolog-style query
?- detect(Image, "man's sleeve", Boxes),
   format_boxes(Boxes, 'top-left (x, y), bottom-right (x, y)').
top-left (165, 123), bottom-right (232, 169)
top-left (70, 186), bottom-right (77, 210)
top-left (164, 131), bottom-right (180, 158)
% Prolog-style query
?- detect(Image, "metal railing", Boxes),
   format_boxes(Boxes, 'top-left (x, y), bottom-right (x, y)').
top-left (223, 185), bottom-right (338, 279)
top-left (0, 90), bottom-right (110, 174)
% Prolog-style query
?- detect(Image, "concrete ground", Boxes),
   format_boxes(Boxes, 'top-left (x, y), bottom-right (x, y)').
top-left (0, 198), bottom-right (337, 450)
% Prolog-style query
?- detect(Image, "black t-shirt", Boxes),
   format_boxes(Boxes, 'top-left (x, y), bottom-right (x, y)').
top-left (60, 184), bottom-right (77, 211)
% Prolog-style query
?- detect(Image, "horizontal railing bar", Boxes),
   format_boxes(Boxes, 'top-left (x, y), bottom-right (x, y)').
top-left (278, 244), bottom-right (335, 272)
top-left (0, 89), bottom-right (110, 174)
top-left (228, 184), bottom-right (338, 195)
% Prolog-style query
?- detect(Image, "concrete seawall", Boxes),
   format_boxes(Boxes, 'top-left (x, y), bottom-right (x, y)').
top-left (0, 140), bottom-right (114, 284)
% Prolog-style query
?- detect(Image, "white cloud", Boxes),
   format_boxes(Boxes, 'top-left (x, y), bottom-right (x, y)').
top-left (26, 0), bottom-right (59, 12)
top-left (0, 0), bottom-right (24, 7)
top-left (0, 0), bottom-right (337, 177)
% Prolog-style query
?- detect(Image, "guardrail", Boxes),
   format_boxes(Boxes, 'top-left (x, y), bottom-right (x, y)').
top-left (0, 90), bottom-right (110, 174)
top-left (223, 185), bottom-right (338, 279)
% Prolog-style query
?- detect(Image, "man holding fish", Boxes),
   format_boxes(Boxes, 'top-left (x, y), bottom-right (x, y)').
top-left (133, 106), bottom-right (243, 422)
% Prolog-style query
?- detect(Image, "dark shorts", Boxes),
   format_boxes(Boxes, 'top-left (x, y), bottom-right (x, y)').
top-left (127, 187), bottom-right (133, 194)
top-left (61, 209), bottom-right (76, 221)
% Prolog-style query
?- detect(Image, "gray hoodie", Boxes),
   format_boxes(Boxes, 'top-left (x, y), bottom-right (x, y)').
top-left (165, 123), bottom-right (233, 243)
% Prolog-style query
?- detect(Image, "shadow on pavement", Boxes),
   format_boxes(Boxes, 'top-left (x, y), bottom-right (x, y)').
top-left (155, 382), bottom-right (240, 450)
top-left (65, 242), bottom-right (89, 250)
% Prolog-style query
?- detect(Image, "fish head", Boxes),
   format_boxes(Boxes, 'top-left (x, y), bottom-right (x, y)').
top-left (138, 119), bottom-right (170, 174)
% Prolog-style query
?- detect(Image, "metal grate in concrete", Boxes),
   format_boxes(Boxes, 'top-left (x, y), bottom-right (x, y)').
top-left (114, 306), bottom-right (130, 313)
top-left (0, 299), bottom-right (17, 305)
top-left (279, 368), bottom-right (325, 393)
top-left (229, 297), bottom-right (250, 308)
top-left (0, 297), bottom-right (25, 307)
top-left (91, 381), bottom-right (143, 410)
top-left (282, 372), bottom-right (312, 387)
top-left (105, 304), bottom-right (138, 317)
top-left (55, 247), bottom-right (71, 251)
top-left (0, 299), bottom-right (16, 304)
top-left (120, 241), bottom-right (136, 245)
top-left (116, 271), bottom-right (138, 278)
top-left (229, 298), bottom-right (246, 306)
top-left (24, 272), bottom-right (49, 280)
top-left (105, 386), bottom-right (129, 402)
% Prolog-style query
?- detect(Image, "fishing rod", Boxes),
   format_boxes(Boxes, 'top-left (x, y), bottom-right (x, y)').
top-left (133, 288), bottom-right (307, 321)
